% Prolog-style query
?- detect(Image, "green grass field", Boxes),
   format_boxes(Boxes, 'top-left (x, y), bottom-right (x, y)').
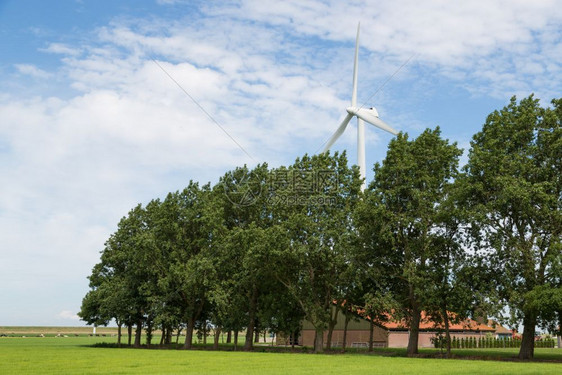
top-left (1, 335), bottom-right (561, 374)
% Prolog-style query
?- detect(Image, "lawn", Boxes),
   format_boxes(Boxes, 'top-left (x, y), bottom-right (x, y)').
top-left (1, 336), bottom-right (561, 374)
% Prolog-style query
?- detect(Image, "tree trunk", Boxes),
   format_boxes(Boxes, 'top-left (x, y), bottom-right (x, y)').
top-left (160, 328), bottom-right (165, 345)
top-left (291, 331), bottom-right (295, 349)
top-left (313, 328), bottom-right (317, 349)
top-left (244, 324), bottom-right (255, 350)
top-left (244, 288), bottom-right (258, 351)
top-left (183, 318), bottom-right (195, 349)
top-left (134, 319), bottom-right (143, 348)
top-left (226, 330), bottom-right (232, 343)
top-left (518, 313), bottom-right (537, 359)
top-left (342, 314), bottom-right (350, 352)
top-left (166, 327), bottom-right (172, 345)
top-left (443, 307), bottom-right (451, 357)
top-left (558, 313), bottom-right (562, 349)
top-left (146, 319), bottom-right (153, 348)
top-left (234, 330), bottom-right (239, 351)
top-left (213, 327), bottom-right (221, 350)
top-left (127, 324), bottom-right (132, 346)
top-left (176, 327), bottom-right (182, 345)
top-left (407, 308), bottom-right (421, 356)
top-left (117, 323), bottom-right (122, 348)
top-left (203, 323), bottom-right (207, 345)
top-left (368, 321), bottom-right (374, 352)
top-left (326, 307), bottom-right (339, 350)
top-left (314, 328), bottom-right (324, 353)
top-left (254, 327), bottom-right (260, 343)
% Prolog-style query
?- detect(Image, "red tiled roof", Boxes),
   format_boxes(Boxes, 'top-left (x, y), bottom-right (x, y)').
top-left (487, 320), bottom-right (512, 334)
top-left (359, 310), bottom-right (495, 332)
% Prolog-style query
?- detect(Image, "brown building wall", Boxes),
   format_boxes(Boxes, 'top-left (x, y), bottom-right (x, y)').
top-left (297, 306), bottom-right (389, 348)
top-left (300, 326), bottom-right (388, 348)
top-left (280, 306), bottom-right (493, 349)
top-left (297, 329), bottom-right (490, 348)
top-left (388, 331), bottom-right (409, 348)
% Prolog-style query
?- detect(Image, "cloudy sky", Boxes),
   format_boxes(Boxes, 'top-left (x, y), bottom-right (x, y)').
top-left (1, 0), bottom-right (561, 326)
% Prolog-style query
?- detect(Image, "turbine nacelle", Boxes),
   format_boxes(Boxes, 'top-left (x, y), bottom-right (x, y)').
top-left (346, 106), bottom-right (378, 117)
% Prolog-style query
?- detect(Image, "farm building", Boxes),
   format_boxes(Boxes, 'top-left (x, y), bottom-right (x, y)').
top-left (486, 320), bottom-right (514, 340)
top-left (292, 308), bottom-right (497, 348)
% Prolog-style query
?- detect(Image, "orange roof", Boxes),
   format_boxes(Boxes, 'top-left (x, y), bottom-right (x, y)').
top-left (364, 310), bottom-right (495, 332)
top-left (487, 320), bottom-right (512, 334)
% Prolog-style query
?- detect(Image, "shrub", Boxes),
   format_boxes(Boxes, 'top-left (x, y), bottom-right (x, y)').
top-left (534, 339), bottom-right (555, 348)
top-left (431, 335), bottom-right (445, 349)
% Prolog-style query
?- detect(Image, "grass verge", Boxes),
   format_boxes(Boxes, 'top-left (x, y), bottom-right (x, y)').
top-left (1, 336), bottom-right (562, 374)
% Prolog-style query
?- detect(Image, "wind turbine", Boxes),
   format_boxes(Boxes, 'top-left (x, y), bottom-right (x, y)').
top-left (322, 23), bottom-right (398, 190)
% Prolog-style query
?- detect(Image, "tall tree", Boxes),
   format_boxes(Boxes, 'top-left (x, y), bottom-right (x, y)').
top-left (356, 128), bottom-right (462, 356)
top-left (461, 96), bottom-right (562, 359)
top-left (80, 203), bottom-right (157, 348)
top-left (420, 189), bottom-right (480, 358)
top-left (79, 268), bottom-right (138, 346)
top-left (271, 152), bottom-right (362, 353)
top-left (216, 163), bottom-right (273, 351)
top-left (161, 182), bottom-right (221, 349)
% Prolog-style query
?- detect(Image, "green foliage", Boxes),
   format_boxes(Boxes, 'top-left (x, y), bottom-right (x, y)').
top-left (80, 153), bottom-right (359, 353)
top-left (435, 336), bottom-right (557, 350)
top-left (77, 95), bottom-right (561, 357)
top-left (356, 127), bottom-right (463, 355)
top-left (460, 95), bottom-right (562, 359)
top-left (269, 152), bottom-right (362, 353)
top-left (431, 334), bottom-right (446, 349)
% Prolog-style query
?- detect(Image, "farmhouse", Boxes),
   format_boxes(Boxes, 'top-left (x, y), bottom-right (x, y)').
top-left (485, 320), bottom-right (514, 340)
top-left (295, 309), bottom-right (497, 348)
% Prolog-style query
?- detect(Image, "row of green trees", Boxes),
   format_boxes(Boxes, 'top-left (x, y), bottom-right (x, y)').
top-left (534, 339), bottom-right (557, 348)
top-left (80, 152), bottom-right (360, 353)
top-left (433, 335), bottom-right (555, 349)
top-left (80, 96), bottom-right (562, 359)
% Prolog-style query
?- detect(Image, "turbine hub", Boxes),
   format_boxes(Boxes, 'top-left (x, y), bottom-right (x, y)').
top-left (346, 106), bottom-right (358, 115)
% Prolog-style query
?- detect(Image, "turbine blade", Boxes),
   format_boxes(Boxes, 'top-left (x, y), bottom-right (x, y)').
top-left (355, 108), bottom-right (398, 135)
top-left (322, 113), bottom-right (354, 152)
top-left (351, 23), bottom-right (360, 107)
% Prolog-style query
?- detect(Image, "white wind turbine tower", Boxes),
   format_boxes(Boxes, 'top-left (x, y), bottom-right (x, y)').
top-left (322, 23), bottom-right (398, 190)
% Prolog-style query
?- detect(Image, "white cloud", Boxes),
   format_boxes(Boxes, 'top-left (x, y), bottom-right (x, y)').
top-left (40, 43), bottom-right (82, 56)
top-left (14, 64), bottom-right (52, 79)
top-left (156, 0), bottom-right (187, 4)
top-left (213, 0), bottom-right (562, 100)
top-left (0, 19), bottom-right (351, 327)
top-left (57, 310), bottom-right (80, 321)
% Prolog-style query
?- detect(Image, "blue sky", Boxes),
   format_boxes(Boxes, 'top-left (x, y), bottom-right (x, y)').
top-left (1, 0), bottom-right (561, 326)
